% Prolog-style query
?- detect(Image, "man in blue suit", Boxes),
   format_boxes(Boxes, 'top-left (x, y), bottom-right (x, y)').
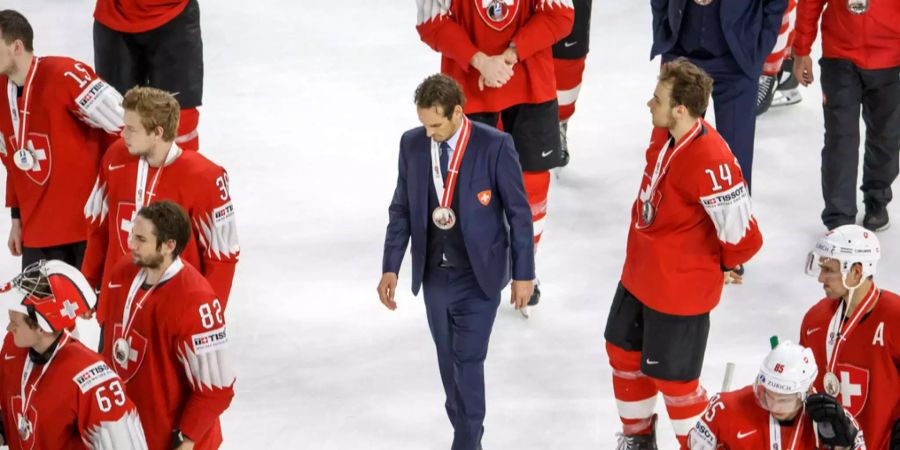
top-left (377, 74), bottom-right (535, 450)
top-left (650, 0), bottom-right (786, 189)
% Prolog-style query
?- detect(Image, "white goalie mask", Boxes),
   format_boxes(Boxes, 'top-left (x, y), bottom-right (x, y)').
top-left (805, 224), bottom-right (880, 287)
top-left (754, 342), bottom-right (817, 415)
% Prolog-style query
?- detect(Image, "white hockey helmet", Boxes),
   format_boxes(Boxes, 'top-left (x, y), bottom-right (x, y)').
top-left (805, 224), bottom-right (880, 280)
top-left (755, 341), bottom-right (817, 402)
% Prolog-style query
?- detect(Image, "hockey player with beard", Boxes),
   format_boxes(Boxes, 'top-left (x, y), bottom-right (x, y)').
top-left (686, 342), bottom-right (866, 450)
top-left (0, 260), bottom-right (147, 449)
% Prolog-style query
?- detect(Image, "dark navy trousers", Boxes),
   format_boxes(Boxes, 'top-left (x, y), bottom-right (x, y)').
top-left (422, 266), bottom-right (500, 450)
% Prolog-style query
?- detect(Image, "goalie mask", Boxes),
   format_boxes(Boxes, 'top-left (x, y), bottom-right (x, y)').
top-left (0, 260), bottom-right (96, 333)
top-left (805, 224), bottom-right (880, 284)
top-left (754, 342), bottom-right (817, 417)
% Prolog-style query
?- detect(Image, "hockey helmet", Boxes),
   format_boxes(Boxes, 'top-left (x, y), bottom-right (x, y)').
top-left (0, 260), bottom-right (96, 333)
top-left (754, 342), bottom-right (817, 414)
top-left (805, 225), bottom-right (880, 280)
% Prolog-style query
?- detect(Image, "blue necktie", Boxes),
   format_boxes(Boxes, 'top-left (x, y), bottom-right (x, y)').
top-left (440, 142), bottom-right (451, 184)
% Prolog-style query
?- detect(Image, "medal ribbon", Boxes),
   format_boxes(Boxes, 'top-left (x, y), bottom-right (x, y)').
top-left (134, 144), bottom-right (180, 215)
top-left (119, 258), bottom-right (184, 346)
top-left (430, 117), bottom-right (472, 208)
top-left (768, 411), bottom-right (804, 450)
top-left (6, 56), bottom-right (40, 151)
top-left (638, 120), bottom-right (702, 206)
top-left (825, 284), bottom-right (880, 374)
top-left (19, 332), bottom-right (71, 431)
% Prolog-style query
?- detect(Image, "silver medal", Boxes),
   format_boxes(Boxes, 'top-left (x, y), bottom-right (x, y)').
top-left (486, 0), bottom-right (509, 21)
top-left (694, 0), bottom-right (713, 5)
top-left (432, 206), bottom-right (457, 230)
top-left (641, 202), bottom-right (655, 226)
top-left (823, 371), bottom-right (841, 396)
top-left (113, 337), bottom-right (131, 366)
top-left (847, 0), bottom-right (868, 14)
top-left (13, 148), bottom-right (34, 171)
top-left (17, 413), bottom-right (31, 440)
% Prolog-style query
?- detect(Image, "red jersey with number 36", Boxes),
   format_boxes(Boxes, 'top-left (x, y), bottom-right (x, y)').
top-left (800, 288), bottom-right (900, 450)
top-left (100, 258), bottom-right (235, 450)
top-left (0, 333), bottom-right (146, 450)
top-left (82, 139), bottom-right (239, 319)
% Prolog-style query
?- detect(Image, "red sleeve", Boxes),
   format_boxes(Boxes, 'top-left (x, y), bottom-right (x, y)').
top-left (791, 0), bottom-right (826, 57)
top-left (5, 170), bottom-right (16, 209)
top-left (174, 289), bottom-right (235, 441)
top-left (190, 166), bottom-right (239, 306)
top-left (416, 2), bottom-right (480, 72)
top-left (511, 0), bottom-right (575, 61)
top-left (75, 359), bottom-right (147, 448)
top-left (81, 150), bottom-right (114, 289)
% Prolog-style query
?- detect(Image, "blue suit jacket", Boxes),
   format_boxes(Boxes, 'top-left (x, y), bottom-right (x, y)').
top-left (382, 122), bottom-right (535, 298)
top-left (650, 0), bottom-right (787, 78)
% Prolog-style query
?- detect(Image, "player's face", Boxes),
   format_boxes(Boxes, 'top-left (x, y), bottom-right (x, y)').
top-left (763, 390), bottom-right (802, 420)
top-left (417, 105), bottom-right (463, 143)
top-left (7, 310), bottom-right (41, 349)
top-left (0, 36), bottom-right (16, 75)
top-left (128, 216), bottom-right (166, 269)
top-left (121, 110), bottom-right (158, 156)
top-left (648, 81), bottom-right (677, 129)
top-left (817, 257), bottom-right (850, 299)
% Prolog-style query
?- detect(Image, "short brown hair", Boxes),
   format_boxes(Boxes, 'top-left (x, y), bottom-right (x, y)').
top-left (137, 200), bottom-right (191, 257)
top-left (414, 74), bottom-right (465, 119)
top-left (658, 58), bottom-right (713, 118)
top-left (0, 10), bottom-right (34, 52)
top-left (122, 87), bottom-right (181, 141)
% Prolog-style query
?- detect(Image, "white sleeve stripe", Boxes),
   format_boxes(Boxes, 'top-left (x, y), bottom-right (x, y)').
top-left (194, 212), bottom-right (240, 260)
top-left (84, 177), bottom-right (108, 223)
top-left (699, 183), bottom-right (754, 245)
top-left (84, 410), bottom-right (148, 450)
top-left (417, 0), bottom-right (451, 25)
top-left (179, 342), bottom-right (236, 391)
top-left (541, 0), bottom-right (574, 9)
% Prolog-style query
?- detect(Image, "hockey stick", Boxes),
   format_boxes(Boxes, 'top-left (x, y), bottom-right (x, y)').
top-left (721, 362), bottom-right (735, 392)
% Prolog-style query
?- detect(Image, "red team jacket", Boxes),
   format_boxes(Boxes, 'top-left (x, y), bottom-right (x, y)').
top-left (621, 122), bottom-right (763, 316)
top-left (793, 0), bottom-right (900, 69)
top-left (800, 287), bottom-right (900, 450)
top-left (416, 0), bottom-right (574, 113)
top-left (686, 386), bottom-right (865, 450)
top-left (82, 139), bottom-right (239, 317)
top-left (94, 0), bottom-right (190, 33)
top-left (0, 57), bottom-right (111, 248)
top-left (0, 333), bottom-right (145, 450)
top-left (101, 258), bottom-right (234, 450)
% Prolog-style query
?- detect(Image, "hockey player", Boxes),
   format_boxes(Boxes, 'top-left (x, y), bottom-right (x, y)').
top-left (604, 59), bottom-right (763, 448)
top-left (82, 86), bottom-right (239, 320)
top-left (101, 200), bottom-right (235, 450)
top-left (93, 0), bottom-right (203, 151)
top-left (801, 225), bottom-right (900, 450)
top-left (416, 0), bottom-right (574, 307)
top-left (686, 342), bottom-right (866, 450)
top-left (0, 259), bottom-right (147, 449)
top-left (0, 10), bottom-right (123, 269)
top-left (551, 0), bottom-right (591, 165)
top-left (757, 0), bottom-right (801, 116)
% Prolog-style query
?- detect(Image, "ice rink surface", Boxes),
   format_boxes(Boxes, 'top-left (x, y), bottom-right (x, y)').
top-left (4, 1), bottom-right (897, 448)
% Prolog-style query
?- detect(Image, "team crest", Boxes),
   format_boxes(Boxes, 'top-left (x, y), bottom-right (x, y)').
top-left (477, 189), bottom-right (492, 206)
top-left (111, 324), bottom-right (148, 382)
top-left (9, 396), bottom-right (38, 450)
top-left (476, 0), bottom-right (519, 31)
top-left (832, 363), bottom-right (869, 417)
top-left (17, 133), bottom-right (52, 186)
top-left (115, 202), bottom-right (137, 254)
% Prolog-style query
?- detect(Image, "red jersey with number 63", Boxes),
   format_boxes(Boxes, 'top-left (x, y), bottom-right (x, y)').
top-left (100, 258), bottom-right (235, 450)
top-left (800, 288), bottom-right (900, 450)
top-left (82, 139), bottom-right (239, 319)
top-left (621, 121), bottom-right (763, 316)
top-left (0, 333), bottom-right (146, 450)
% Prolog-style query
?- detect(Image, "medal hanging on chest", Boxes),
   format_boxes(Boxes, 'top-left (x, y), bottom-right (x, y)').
top-left (17, 332), bottom-right (71, 443)
top-left (823, 285), bottom-right (881, 397)
top-left (113, 337), bottom-right (131, 367)
top-left (847, 0), bottom-right (868, 14)
top-left (636, 121), bottom-right (702, 229)
top-left (13, 147), bottom-right (35, 171)
top-left (430, 118), bottom-right (472, 231)
top-left (640, 201), bottom-right (655, 226)
top-left (6, 57), bottom-right (40, 172)
top-left (823, 371), bottom-right (841, 396)
top-left (693, 0), bottom-right (713, 5)
top-left (17, 412), bottom-right (32, 441)
top-left (486, 0), bottom-right (509, 21)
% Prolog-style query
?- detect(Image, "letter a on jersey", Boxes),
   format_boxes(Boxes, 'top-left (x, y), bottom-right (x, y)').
top-left (477, 0), bottom-right (520, 31)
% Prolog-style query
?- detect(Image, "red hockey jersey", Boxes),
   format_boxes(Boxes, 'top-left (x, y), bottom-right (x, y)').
top-left (94, 0), bottom-right (190, 34)
top-left (100, 258), bottom-right (235, 450)
top-left (685, 386), bottom-right (865, 450)
top-left (416, 0), bottom-right (574, 114)
top-left (793, 0), bottom-right (900, 70)
top-left (800, 287), bottom-right (900, 450)
top-left (621, 122), bottom-right (763, 316)
top-left (0, 333), bottom-right (146, 450)
top-left (82, 139), bottom-right (239, 317)
top-left (0, 56), bottom-right (116, 248)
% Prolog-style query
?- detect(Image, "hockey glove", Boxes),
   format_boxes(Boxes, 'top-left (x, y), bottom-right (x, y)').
top-left (76, 79), bottom-right (124, 133)
top-left (805, 393), bottom-right (858, 447)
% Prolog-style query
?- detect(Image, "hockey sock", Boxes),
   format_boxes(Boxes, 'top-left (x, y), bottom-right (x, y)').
top-left (554, 57), bottom-right (587, 122)
top-left (523, 171), bottom-right (550, 250)
top-left (655, 378), bottom-right (708, 447)
top-left (176, 107), bottom-right (200, 151)
top-left (606, 342), bottom-right (659, 435)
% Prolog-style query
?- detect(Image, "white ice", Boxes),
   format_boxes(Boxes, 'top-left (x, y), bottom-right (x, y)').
top-left (3, 1), bottom-right (897, 449)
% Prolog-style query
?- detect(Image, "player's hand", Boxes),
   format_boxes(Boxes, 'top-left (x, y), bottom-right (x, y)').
top-left (510, 279), bottom-right (534, 310)
top-left (502, 46), bottom-right (518, 66)
top-left (723, 270), bottom-right (743, 285)
top-left (794, 55), bottom-right (814, 87)
top-left (174, 440), bottom-right (195, 450)
top-left (8, 218), bottom-right (22, 256)
top-left (471, 52), bottom-right (514, 90)
top-left (377, 272), bottom-right (399, 310)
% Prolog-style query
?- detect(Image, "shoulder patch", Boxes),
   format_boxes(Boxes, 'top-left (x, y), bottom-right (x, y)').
top-left (72, 361), bottom-right (118, 393)
top-left (192, 326), bottom-right (228, 355)
top-left (213, 202), bottom-right (236, 228)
